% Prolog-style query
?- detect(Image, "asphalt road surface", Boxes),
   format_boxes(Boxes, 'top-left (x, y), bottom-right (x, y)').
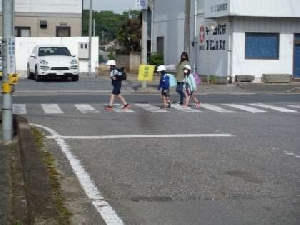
top-left (3, 77), bottom-right (300, 224)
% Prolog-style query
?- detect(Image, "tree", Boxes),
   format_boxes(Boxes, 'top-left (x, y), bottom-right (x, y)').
top-left (116, 18), bottom-right (142, 52)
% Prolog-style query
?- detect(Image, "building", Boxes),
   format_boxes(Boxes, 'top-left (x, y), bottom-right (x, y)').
top-left (152, 0), bottom-right (300, 82)
top-left (0, 0), bottom-right (82, 37)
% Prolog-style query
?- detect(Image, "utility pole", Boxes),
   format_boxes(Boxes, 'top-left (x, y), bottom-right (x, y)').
top-left (184, 0), bottom-right (191, 56)
top-left (2, 0), bottom-right (14, 142)
top-left (141, 8), bottom-right (148, 89)
top-left (93, 19), bottom-right (96, 36)
top-left (88, 0), bottom-right (93, 76)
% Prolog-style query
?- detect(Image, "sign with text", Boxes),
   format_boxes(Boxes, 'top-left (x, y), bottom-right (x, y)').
top-left (205, 0), bottom-right (229, 18)
top-left (138, 65), bottom-right (155, 81)
top-left (135, 0), bottom-right (148, 10)
top-left (7, 36), bottom-right (16, 74)
top-left (199, 21), bottom-right (228, 52)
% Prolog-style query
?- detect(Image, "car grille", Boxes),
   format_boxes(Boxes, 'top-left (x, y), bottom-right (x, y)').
top-left (51, 67), bottom-right (69, 70)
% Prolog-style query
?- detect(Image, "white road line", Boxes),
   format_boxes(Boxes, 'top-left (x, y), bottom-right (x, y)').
top-left (46, 133), bottom-right (234, 139)
top-left (171, 104), bottom-right (202, 112)
top-left (284, 152), bottom-right (300, 158)
top-left (135, 103), bottom-right (168, 112)
top-left (31, 123), bottom-right (124, 225)
top-left (12, 104), bottom-right (27, 114)
top-left (222, 104), bottom-right (267, 113)
top-left (75, 104), bottom-right (99, 114)
top-left (250, 103), bottom-right (297, 113)
top-left (288, 105), bottom-right (300, 109)
top-left (112, 104), bottom-right (135, 113)
top-left (42, 104), bottom-right (63, 114)
top-left (200, 104), bottom-right (234, 113)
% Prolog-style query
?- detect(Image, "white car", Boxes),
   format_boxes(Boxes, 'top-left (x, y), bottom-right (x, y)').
top-left (27, 45), bottom-right (79, 82)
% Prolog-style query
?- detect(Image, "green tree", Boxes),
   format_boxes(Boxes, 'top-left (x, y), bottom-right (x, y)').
top-left (116, 18), bottom-right (142, 52)
top-left (82, 10), bottom-right (141, 44)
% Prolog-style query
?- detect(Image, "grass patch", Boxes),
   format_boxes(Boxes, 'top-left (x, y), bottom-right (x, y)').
top-left (31, 127), bottom-right (72, 224)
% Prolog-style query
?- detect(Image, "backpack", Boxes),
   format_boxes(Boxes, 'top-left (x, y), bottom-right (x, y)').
top-left (165, 73), bottom-right (177, 87)
top-left (192, 73), bottom-right (201, 85)
top-left (115, 67), bottom-right (127, 81)
top-left (188, 75), bottom-right (197, 91)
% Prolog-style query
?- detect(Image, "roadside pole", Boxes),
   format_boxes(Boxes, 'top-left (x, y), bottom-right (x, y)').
top-left (2, 0), bottom-right (14, 142)
top-left (88, 0), bottom-right (93, 76)
top-left (141, 8), bottom-right (148, 89)
top-left (184, 0), bottom-right (191, 56)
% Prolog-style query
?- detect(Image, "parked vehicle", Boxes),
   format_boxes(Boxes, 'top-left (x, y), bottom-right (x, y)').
top-left (27, 45), bottom-right (79, 82)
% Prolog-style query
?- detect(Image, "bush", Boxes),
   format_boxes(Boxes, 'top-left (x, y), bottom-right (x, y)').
top-left (108, 51), bottom-right (115, 60)
top-left (148, 53), bottom-right (164, 66)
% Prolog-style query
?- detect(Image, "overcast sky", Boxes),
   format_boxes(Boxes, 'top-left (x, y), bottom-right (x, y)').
top-left (83, 0), bottom-right (137, 13)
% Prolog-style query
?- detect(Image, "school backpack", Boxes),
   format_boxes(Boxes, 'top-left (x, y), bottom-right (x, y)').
top-left (165, 73), bottom-right (177, 87)
top-left (192, 73), bottom-right (201, 85)
top-left (188, 74), bottom-right (197, 91)
top-left (115, 67), bottom-right (127, 81)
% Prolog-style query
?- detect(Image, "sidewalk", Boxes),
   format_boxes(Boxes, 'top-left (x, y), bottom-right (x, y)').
top-left (99, 72), bottom-right (300, 94)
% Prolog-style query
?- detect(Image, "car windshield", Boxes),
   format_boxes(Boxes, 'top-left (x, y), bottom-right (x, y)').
top-left (38, 47), bottom-right (71, 56)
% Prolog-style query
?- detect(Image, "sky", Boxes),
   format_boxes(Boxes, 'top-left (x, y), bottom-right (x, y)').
top-left (83, 0), bottom-right (137, 13)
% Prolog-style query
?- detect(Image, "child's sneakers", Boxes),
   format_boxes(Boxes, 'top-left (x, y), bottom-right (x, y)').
top-left (105, 105), bottom-right (113, 110)
top-left (122, 103), bottom-right (129, 109)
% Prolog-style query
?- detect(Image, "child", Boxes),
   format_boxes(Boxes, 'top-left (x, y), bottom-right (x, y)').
top-left (105, 60), bottom-right (129, 110)
top-left (157, 65), bottom-right (171, 108)
top-left (182, 65), bottom-right (200, 108)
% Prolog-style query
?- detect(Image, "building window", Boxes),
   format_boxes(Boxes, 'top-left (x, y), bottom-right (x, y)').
top-left (245, 33), bottom-right (279, 59)
top-left (56, 26), bottom-right (71, 37)
top-left (15, 27), bottom-right (31, 37)
top-left (157, 36), bottom-right (164, 55)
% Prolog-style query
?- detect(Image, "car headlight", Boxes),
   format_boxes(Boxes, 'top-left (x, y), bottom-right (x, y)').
top-left (70, 59), bottom-right (77, 65)
top-left (40, 66), bottom-right (50, 71)
top-left (70, 65), bottom-right (78, 70)
top-left (39, 59), bottom-right (48, 65)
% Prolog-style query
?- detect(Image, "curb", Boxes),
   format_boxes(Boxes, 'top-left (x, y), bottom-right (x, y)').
top-left (14, 115), bottom-right (59, 224)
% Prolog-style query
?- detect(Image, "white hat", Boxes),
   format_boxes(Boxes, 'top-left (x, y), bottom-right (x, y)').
top-left (183, 64), bottom-right (191, 70)
top-left (106, 60), bottom-right (116, 66)
top-left (157, 65), bottom-right (166, 72)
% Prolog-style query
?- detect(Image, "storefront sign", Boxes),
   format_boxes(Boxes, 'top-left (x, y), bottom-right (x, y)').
top-left (199, 22), bottom-right (228, 51)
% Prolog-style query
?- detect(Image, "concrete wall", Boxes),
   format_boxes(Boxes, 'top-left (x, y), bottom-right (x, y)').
top-left (14, 37), bottom-right (99, 75)
top-left (115, 53), bottom-right (141, 72)
top-left (153, 0), bottom-right (185, 65)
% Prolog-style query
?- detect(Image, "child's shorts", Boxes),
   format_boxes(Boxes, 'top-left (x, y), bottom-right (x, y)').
top-left (112, 83), bottom-right (121, 95)
top-left (161, 89), bottom-right (170, 97)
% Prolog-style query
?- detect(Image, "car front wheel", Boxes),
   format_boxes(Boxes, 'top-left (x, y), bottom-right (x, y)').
top-left (71, 76), bottom-right (79, 82)
top-left (27, 65), bottom-right (32, 79)
top-left (35, 68), bottom-right (42, 82)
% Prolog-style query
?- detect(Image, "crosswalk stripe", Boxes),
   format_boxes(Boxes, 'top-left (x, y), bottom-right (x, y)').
top-left (135, 103), bottom-right (168, 112)
top-left (171, 104), bottom-right (202, 112)
top-left (288, 105), bottom-right (300, 109)
top-left (201, 103), bottom-right (234, 113)
top-left (249, 103), bottom-right (297, 113)
top-left (75, 104), bottom-right (99, 114)
top-left (112, 104), bottom-right (135, 113)
top-left (12, 104), bottom-right (27, 114)
top-left (223, 104), bottom-right (267, 113)
top-left (42, 104), bottom-right (63, 114)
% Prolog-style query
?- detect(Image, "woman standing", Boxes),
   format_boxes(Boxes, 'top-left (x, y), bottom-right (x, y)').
top-left (175, 52), bottom-right (189, 105)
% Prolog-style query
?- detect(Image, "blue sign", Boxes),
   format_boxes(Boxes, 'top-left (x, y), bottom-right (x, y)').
top-left (136, 0), bottom-right (148, 10)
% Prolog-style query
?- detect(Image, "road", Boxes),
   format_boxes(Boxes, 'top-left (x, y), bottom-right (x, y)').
top-left (5, 77), bottom-right (300, 224)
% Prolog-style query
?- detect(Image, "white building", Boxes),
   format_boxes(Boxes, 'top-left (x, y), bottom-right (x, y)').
top-left (152, 0), bottom-right (300, 82)
top-left (0, 0), bottom-right (82, 37)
